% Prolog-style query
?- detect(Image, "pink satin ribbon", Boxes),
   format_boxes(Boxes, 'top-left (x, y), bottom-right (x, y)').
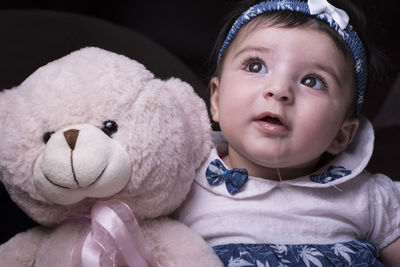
top-left (71, 199), bottom-right (161, 267)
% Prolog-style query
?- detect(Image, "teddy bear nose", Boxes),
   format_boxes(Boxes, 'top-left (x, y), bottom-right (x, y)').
top-left (63, 129), bottom-right (80, 150)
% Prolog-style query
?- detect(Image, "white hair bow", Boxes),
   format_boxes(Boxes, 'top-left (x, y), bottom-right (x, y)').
top-left (308, 0), bottom-right (349, 30)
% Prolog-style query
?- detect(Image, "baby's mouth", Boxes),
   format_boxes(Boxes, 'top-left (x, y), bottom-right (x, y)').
top-left (254, 112), bottom-right (289, 133)
top-left (260, 116), bottom-right (283, 126)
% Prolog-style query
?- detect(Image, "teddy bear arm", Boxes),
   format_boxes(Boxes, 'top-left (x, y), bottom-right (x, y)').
top-left (141, 218), bottom-right (223, 267)
top-left (0, 226), bottom-right (49, 267)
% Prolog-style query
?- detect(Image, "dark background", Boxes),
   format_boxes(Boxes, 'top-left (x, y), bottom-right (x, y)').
top-left (0, 0), bottom-right (399, 245)
top-left (1, 0), bottom-right (399, 88)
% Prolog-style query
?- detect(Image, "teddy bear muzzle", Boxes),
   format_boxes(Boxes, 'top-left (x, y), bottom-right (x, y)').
top-left (33, 124), bottom-right (132, 205)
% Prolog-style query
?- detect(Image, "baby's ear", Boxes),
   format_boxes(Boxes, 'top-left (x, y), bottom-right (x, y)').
top-left (209, 77), bottom-right (220, 123)
top-left (326, 117), bottom-right (360, 155)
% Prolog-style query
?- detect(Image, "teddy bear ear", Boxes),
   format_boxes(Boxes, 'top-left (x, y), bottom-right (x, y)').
top-left (164, 78), bottom-right (213, 168)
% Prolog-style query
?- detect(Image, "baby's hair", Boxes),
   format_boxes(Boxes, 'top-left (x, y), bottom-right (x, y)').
top-left (208, 0), bottom-right (390, 116)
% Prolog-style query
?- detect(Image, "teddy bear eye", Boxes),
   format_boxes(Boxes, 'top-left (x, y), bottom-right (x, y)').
top-left (43, 131), bottom-right (55, 144)
top-left (101, 120), bottom-right (118, 137)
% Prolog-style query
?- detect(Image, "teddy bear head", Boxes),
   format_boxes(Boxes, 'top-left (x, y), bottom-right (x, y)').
top-left (0, 47), bottom-right (211, 226)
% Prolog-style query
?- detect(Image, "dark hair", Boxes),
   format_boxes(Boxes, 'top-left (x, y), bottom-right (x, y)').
top-left (208, 0), bottom-right (390, 116)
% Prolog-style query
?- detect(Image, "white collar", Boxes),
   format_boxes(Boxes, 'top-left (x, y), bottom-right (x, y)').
top-left (195, 116), bottom-right (374, 199)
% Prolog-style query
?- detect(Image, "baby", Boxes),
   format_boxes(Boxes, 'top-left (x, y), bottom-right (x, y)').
top-left (175, 0), bottom-right (400, 266)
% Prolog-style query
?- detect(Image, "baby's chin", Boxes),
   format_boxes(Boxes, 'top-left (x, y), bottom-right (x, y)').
top-left (226, 144), bottom-right (323, 179)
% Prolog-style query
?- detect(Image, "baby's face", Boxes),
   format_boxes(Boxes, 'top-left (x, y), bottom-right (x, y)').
top-left (210, 24), bottom-right (358, 178)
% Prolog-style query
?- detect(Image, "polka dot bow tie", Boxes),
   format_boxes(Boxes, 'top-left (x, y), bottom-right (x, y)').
top-left (206, 159), bottom-right (248, 195)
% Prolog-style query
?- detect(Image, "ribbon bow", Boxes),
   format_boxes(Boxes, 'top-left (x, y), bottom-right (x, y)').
top-left (206, 159), bottom-right (248, 195)
top-left (308, 0), bottom-right (349, 30)
top-left (71, 199), bottom-right (160, 267)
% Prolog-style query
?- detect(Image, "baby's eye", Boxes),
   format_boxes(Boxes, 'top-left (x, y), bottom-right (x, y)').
top-left (245, 60), bottom-right (267, 73)
top-left (301, 76), bottom-right (326, 90)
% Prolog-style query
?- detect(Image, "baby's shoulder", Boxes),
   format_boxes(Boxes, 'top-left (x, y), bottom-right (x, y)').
top-left (356, 170), bottom-right (400, 203)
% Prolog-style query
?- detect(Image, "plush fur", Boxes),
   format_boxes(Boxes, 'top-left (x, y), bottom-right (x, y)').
top-left (0, 47), bottom-right (222, 266)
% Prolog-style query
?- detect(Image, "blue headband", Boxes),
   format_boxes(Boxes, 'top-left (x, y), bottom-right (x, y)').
top-left (218, 0), bottom-right (367, 114)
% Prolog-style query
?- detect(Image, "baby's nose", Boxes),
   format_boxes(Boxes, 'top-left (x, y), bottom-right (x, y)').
top-left (264, 91), bottom-right (292, 102)
top-left (263, 83), bottom-right (294, 103)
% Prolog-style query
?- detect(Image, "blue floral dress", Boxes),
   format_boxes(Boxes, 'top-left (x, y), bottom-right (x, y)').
top-left (213, 240), bottom-right (384, 266)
